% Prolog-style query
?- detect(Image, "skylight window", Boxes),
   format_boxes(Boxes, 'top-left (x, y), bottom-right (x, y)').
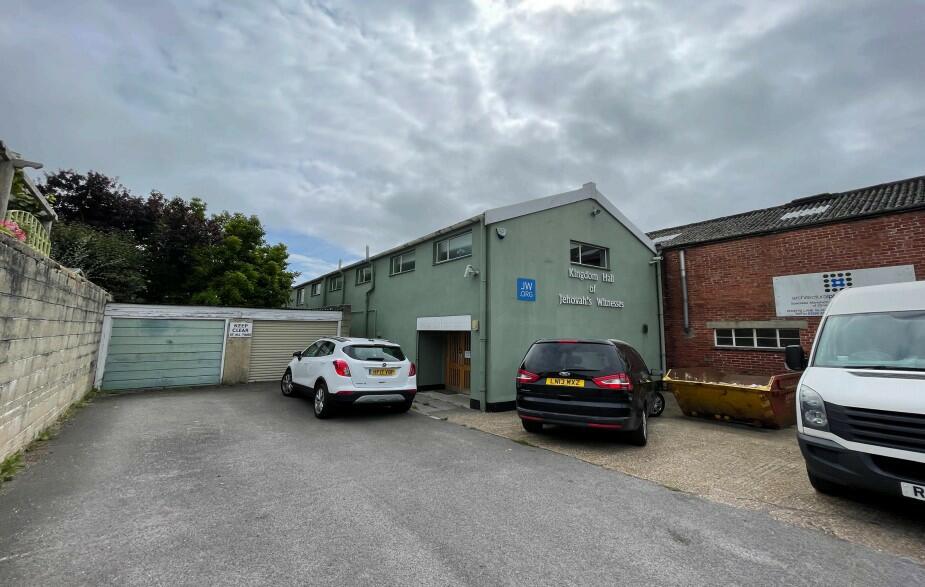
top-left (651, 233), bottom-right (681, 244)
top-left (780, 205), bottom-right (830, 221)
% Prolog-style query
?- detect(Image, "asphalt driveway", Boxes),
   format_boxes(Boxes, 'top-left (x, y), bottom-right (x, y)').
top-left (1, 383), bottom-right (923, 586)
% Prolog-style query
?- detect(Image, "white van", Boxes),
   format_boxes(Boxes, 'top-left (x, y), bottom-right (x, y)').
top-left (785, 280), bottom-right (925, 501)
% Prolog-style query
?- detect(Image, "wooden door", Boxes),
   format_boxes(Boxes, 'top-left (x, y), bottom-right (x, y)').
top-left (445, 332), bottom-right (471, 393)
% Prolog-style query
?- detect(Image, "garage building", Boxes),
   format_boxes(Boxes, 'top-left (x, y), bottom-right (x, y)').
top-left (648, 175), bottom-right (925, 376)
top-left (290, 183), bottom-right (663, 411)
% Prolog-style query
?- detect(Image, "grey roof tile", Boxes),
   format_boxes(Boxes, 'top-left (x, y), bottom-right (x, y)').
top-left (647, 175), bottom-right (925, 248)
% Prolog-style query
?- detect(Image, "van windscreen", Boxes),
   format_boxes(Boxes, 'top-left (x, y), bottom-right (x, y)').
top-left (813, 310), bottom-right (925, 370)
top-left (523, 342), bottom-right (625, 374)
top-left (343, 345), bottom-right (406, 362)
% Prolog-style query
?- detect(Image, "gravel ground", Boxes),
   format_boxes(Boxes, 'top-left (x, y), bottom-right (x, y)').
top-left (441, 392), bottom-right (925, 565)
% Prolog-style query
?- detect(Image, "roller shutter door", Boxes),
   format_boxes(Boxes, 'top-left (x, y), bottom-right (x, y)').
top-left (102, 318), bottom-right (225, 391)
top-left (249, 320), bottom-right (339, 382)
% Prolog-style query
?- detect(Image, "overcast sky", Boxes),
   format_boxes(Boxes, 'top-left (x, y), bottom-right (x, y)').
top-left (2, 1), bottom-right (923, 279)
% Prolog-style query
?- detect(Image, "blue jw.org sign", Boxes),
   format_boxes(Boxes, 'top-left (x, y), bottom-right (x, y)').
top-left (517, 278), bottom-right (536, 302)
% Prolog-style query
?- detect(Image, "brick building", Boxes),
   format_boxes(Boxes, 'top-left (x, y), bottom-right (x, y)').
top-left (648, 175), bottom-right (925, 376)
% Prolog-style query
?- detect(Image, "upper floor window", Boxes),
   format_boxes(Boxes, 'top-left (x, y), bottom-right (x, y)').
top-left (357, 265), bottom-right (372, 285)
top-left (570, 241), bottom-right (608, 269)
top-left (435, 231), bottom-right (472, 264)
top-left (310, 282), bottom-right (322, 296)
top-left (715, 328), bottom-right (801, 349)
top-left (391, 250), bottom-right (415, 275)
top-left (329, 274), bottom-right (343, 292)
top-left (296, 288), bottom-right (305, 304)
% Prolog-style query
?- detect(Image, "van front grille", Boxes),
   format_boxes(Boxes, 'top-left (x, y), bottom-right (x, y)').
top-left (826, 403), bottom-right (925, 453)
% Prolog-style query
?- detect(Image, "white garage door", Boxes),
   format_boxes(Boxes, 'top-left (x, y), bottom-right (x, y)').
top-left (248, 320), bottom-right (340, 382)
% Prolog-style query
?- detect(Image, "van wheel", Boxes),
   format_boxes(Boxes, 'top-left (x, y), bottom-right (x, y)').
top-left (313, 382), bottom-right (335, 419)
top-left (807, 470), bottom-right (843, 496)
top-left (281, 370), bottom-right (297, 397)
top-left (521, 419), bottom-right (543, 433)
top-left (628, 411), bottom-right (648, 446)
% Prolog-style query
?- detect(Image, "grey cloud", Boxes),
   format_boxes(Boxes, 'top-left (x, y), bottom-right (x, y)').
top-left (1, 0), bottom-right (923, 269)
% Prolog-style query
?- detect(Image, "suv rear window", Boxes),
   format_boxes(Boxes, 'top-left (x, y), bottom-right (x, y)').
top-left (343, 344), bottom-right (406, 362)
top-left (522, 342), bottom-right (625, 374)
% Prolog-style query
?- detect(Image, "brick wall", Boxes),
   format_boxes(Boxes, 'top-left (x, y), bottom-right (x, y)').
top-left (661, 210), bottom-right (925, 375)
top-left (0, 234), bottom-right (110, 462)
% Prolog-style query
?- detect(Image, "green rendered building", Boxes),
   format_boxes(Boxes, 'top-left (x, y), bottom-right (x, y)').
top-left (289, 183), bottom-right (663, 411)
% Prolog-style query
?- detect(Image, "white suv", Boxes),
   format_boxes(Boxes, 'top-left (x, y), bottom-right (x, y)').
top-left (281, 337), bottom-right (417, 418)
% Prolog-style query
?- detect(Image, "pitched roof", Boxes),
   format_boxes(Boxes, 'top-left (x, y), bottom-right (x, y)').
top-left (647, 175), bottom-right (925, 249)
top-left (293, 183), bottom-right (655, 288)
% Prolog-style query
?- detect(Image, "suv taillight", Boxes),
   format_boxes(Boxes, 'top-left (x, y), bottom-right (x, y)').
top-left (593, 373), bottom-right (633, 390)
top-left (333, 359), bottom-right (351, 377)
top-left (409, 362), bottom-right (417, 376)
top-left (516, 369), bottom-right (540, 383)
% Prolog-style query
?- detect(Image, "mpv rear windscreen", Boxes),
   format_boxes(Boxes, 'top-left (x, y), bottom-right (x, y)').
top-left (343, 344), bottom-right (406, 362)
top-left (523, 342), bottom-right (625, 374)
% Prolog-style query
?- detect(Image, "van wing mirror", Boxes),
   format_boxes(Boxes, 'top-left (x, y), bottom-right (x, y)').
top-left (784, 345), bottom-right (807, 371)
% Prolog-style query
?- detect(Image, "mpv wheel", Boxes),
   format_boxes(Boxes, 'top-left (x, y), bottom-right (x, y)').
top-left (649, 391), bottom-right (665, 417)
top-left (313, 382), bottom-right (335, 419)
top-left (628, 410), bottom-right (648, 446)
top-left (281, 370), bottom-right (296, 397)
top-left (521, 419), bottom-right (543, 433)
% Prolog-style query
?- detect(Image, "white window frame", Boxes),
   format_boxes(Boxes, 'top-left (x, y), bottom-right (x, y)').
top-left (329, 274), bottom-right (343, 292)
top-left (310, 282), bottom-right (322, 296)
top-left (570, 240), bottom-right (609, 269)
top-left (391, 250), bottom-right (416, 275)
top-left (435, 231), bottom-right (473, 264)
top-left (714, 328), bottom-right (801, 350)
top-left (356, 265), bottom-right (371, 285)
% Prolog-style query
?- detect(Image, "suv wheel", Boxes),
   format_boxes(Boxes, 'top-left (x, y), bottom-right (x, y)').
top-left (313, 382), bottom-right (335, 419)
top-left (395, 398), bottom-right (414, 413)
top-left (521, 419), bottom-right (543, 433)
top-left (628, 410), bottom-right (648, 446)
top-left (281, 370), bottom-right (296, 397)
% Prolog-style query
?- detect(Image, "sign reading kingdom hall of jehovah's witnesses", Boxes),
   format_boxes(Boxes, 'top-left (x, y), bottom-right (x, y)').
top-left (560, 268), bottom-right (625, 309)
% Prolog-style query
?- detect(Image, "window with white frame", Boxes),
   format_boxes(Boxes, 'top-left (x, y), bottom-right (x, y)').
top-left (714, 328), bottom-right (801, 349)
top-left (391, 250), bottom-right (415, 275)
top-left (435, 231), bottom-right (472, 263)
top-left (296, 288), bottom-right (305, 304)
top-left (356, 265), bottom-right (371, 285)
top-left (311, 282), bottom-right (322, 296)
top-left (570, 241), bottom-right (608, 269)
top-left (329, 274), bottom-right (343, 292)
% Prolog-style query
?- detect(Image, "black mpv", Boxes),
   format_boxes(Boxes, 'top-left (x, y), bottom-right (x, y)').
top-left (515, 339), bottom-right (655, 446)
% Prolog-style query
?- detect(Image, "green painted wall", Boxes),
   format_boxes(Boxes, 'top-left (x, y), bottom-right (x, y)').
top-left (291, 221), bottom-right (486, 404)
top-left (288, 198), bottom-right (660, 410)
top-left (484, 199), bottom-right (661, 407)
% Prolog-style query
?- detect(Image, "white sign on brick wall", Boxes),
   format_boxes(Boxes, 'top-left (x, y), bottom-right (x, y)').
top-left (228, 321), bottom-right (252, 337)
top-left (772, 265), bottom-right (916, 317)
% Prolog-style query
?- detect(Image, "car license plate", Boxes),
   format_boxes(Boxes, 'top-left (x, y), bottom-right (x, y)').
top-left (545, 377), bottom-right (585, 387)
top-left (370, 368), bottom-right (395, 376)
top-left (900, 482), bottom-right (925, 501)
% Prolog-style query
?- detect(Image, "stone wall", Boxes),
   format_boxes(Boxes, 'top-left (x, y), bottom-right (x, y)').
top-left (0, 234), bottom-right (110, 462)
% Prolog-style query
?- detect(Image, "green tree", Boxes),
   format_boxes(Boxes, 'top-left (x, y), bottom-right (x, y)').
top-left (50, 223), bottom-right (146, 302)
top-left (189, 212), bottom-right (296, 308)
top-left (39, 170), bottom-right (295, 307)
